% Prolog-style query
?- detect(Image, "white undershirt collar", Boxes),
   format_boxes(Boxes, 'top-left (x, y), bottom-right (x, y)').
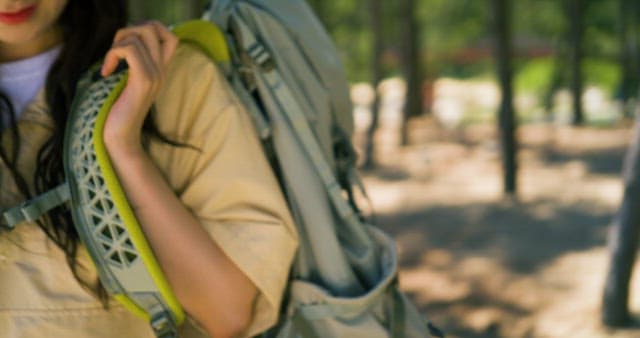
top-left (0, 45), bottom-right (62, 121)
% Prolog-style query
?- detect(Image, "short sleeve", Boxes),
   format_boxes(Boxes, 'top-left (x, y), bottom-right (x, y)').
top-left (148, 44), bottom-right (298, 337)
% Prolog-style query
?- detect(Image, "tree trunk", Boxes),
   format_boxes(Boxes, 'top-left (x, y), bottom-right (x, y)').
top-left (619, 0), bottom-right (633, 118)
top-left (307, 0), bottom-right (327, 27)
top-left (602, 117), bottom-right (640, 326)
top-left (568, 0), bottom-right (585, 125)
top-left (630, 0), bottom-right (640, 112)
top-left (491, 0), bottom-right (518, 195)
top-left (128, 1), bottom-right (149, 22)
top-left (633, 1), bottom-right (640, 89)
top-left (399, 0), bottom-right (421, 146)
top-left (363, 0), bottom-right (384, 169)
top-left (185, 0), bottom-right (204, 19)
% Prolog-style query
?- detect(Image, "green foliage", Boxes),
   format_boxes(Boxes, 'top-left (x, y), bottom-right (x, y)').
top-left (515, 57), bottom-right (620, 96)
top-left (421, 0), bottom-right (489, 77)
top-left (514, 1), bottom-right (565, 43)
top-left (583, 0), bottom-right (619, 58)
top-left (309, 0), bottom-right (372, 81)
top-left (515, 57), bottom-right (555, 93)
top-left (422, 0), bottom-right (488, 54)
top-left (583, 58), bottom-right (620, 94)
top-left (130, 0), bottom-right (630, 106)
top-left (129, 0), bottom-right (207, 24)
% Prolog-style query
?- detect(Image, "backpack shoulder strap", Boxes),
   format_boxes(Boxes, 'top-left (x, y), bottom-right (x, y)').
top-left (0, 21), bottom-right (235, 338)
top-left (173, 20), bottom-right (231, 65)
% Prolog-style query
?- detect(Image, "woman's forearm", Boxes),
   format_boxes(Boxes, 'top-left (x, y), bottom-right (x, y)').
top-left (105, 143), bottom-right (257, 337)
top-left (98, 22), bottom-right (257, 337)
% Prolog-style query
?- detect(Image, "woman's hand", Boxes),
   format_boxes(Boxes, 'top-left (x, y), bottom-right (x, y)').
top-left (101, 21), bottom-right (178, 155)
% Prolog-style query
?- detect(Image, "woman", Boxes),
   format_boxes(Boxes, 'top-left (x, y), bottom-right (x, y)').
top-left (0, 1), bottom-right (298, 337)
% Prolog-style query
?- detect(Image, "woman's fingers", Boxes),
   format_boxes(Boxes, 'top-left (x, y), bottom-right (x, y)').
top-left (101, 21), bottom-right (177, 78)
top-left (101, 34), bottom-right (159, 88)
top-left (113, 24), bottom-right (162, 69)
top-left (148, 21), bottom-right (179, 68)
top-left (100, 35), bottom-right (159, 146)
top-left (100, 22), bottom-right (177, 150)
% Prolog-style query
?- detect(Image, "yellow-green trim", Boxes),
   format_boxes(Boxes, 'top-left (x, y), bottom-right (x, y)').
top-left (92, 73), bottom-right (185, 325)
top-left (114, 294), bottom-right (149, 320)
top-left (173, 20), bottom-right (230, 63)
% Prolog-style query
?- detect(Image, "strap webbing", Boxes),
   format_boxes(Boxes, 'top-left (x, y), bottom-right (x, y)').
top-left (232, 17), bottom-right (361, 231)
top-left (2, 183), bottom-right (70, 229)
top-left (391, 286), bottom-right (406, 338)
top-left (150, 310), bottom-right (179, 338)
top-left (292, 309), bottom-right (322, 338)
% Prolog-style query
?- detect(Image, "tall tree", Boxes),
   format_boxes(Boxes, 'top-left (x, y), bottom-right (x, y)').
top-left (618, 0), bottom-right (634, 118)
top-left (491, 0), bottom-right (518, 195)
top-left (399, 0), bottom-right (422, 146)
top-left (634, 1), bottom-right (640, 86)
top-left (602, 117), bottom-right (640, 326)
top-left (567, 0), bottom-right (585, 125)
top-left (128, 1), bottom-right (149, 22)
top-left (363, 0), bottom-right (384, 169)
top-left (129, 0), bottom-right (203, 23)
top-left (185, 0), bottom-right (205, 19)
top-left (306, 0), bottom-right (327, 26)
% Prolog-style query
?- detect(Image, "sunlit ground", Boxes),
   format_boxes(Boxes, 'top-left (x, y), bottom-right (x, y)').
top-left (353, 79), bottom-right (640, 337)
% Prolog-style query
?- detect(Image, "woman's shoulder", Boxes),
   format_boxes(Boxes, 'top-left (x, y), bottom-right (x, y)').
top-left (154, 41), bottom-right (238, 140)
top-left (161, 41), bottom-right (226, 98)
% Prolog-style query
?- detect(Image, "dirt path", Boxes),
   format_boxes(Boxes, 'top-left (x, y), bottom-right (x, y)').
top-left (359, 121), bottom-right (640, 337)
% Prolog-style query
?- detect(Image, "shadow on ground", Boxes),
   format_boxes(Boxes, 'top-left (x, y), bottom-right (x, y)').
top-left (540, 147), bottom-right (626, 176)
top-left (357, 123), bottom-right (635, 337)
top-left (373, 198), bottom-right (614, 337)
top-left (377, 199), bottom-right (612, 273)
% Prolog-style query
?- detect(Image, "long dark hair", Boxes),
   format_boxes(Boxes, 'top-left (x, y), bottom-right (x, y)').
top-left (1, 0), bottom-right (128, 300)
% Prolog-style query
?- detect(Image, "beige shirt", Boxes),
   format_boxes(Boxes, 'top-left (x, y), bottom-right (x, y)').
top-left (0, 44), bottom-right (298, 337)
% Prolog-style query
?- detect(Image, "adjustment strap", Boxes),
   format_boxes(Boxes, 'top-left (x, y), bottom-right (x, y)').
top-left (232, 16), bottom-right (361, 230)
top-left (2, 183), bottom-right (70, 229)
top-left (150, 310), bottom-right (179, 338)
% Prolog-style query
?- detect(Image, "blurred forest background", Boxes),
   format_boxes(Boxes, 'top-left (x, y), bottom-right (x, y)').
top-left (133, 1), bottom-right (640, 337)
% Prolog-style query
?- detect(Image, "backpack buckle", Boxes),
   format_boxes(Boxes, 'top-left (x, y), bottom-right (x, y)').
top-left (247, 42), bottom-right (274, 71)
top-left (0, 215), bottom-right (13, 231)
top-left (150, 311), bottom-right (179, 338)
top-left (3, 201), bottom-right (41, 226)
top-left (1, 183), bottom-right (71, 229)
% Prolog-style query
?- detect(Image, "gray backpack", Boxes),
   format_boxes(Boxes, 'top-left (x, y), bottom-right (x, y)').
top-left (2, 0), bottom-right (444, 337)
top-left (202, 1), bottom-right (443, 337)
